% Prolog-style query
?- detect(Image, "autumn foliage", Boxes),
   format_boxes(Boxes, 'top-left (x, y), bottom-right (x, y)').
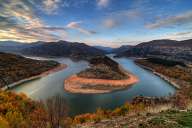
top-left (0, 90), bottom-right (69, 128)
top-left (73, 102), bottom-right (145, 124)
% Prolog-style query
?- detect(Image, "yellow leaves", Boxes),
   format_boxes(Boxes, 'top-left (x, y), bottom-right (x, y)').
top-left (73, 103), bottom-right (146, 124)
top-left (0, 116), bottom-right (9, 128)
top-left (0, 91), bottom-right (71, 128)
top-left (5, 111), bottom-right (25, 128)
top-left (0, 91), bottom-right (44, 127)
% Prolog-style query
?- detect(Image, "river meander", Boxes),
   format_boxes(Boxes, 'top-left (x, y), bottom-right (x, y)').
top-left (11, 56), bottom-right (176, 116)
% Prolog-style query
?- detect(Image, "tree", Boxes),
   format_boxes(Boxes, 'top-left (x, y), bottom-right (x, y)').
top-left (29, 107), bottom-right (48, 128)
top-left (44, 95), bottom-right (69, 128)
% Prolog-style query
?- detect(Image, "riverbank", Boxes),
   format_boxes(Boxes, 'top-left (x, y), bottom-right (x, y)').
top-left (134, 58), bottom-right (192, 108)
top-left (136, 63), bottom-right (180, 89)
top-left (64, 72), bottom-right (138, 94)
top-left (72, 58), bottom-right (192, 128)
top-left (2, 64), bottom-right (67, 90)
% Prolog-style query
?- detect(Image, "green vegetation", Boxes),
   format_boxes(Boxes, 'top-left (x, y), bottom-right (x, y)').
top-left (0, 52), bottom-right (59, 88)
top-left (139, 110), bottom-right (192, 128)
top-left (72, 105), bottom-right (192, 128)
top-left (147, 57), bottom-right (186, 67)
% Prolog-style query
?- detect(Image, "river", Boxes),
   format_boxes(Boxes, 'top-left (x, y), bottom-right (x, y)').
top-left (11, 56), bottom-right (176, 116)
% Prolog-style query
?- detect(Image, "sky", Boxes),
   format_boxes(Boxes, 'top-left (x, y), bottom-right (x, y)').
top-left (0, 0), bottom-right (192, 47)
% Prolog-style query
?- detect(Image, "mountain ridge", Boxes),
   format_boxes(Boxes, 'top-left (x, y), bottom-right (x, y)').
top-left (0, 40), bottom-right (105, 60)
top-left (115, 39), bottom-right (192, 63)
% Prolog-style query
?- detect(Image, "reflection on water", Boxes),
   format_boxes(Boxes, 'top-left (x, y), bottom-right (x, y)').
top-left (11, 56), bottom-right (176, 116)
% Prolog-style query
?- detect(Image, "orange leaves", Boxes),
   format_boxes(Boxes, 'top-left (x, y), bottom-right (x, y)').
top-left (29, 108), bottom-right (48, 128)
top-left (0, 116), bottom-right (9, 128)
top-left (0, 91), bottom-right (71, 128)
top-left (72, 102), bottom-right (146, 124)
top-left (0, 91), bottom-right (47, 128)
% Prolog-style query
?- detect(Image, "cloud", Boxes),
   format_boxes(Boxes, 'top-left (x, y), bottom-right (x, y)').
top-left (97, 0), bottom-right (109, 8)
top-left (42, 0), bottom-right (62, 14)
top-left (164, 31), bottom-right (192, 40)
top-left (66, 21), bottom-right (96, 35)
top-left (103, 19), bottom-right (119, 28)
top-left (171, 31), bottom-right (192, 36)
top-left (0, 0), bottom-right (95, 43)
top-left (103, 9), bottom-right (141, 28)
top-left (145, 11), bottom-right (192, 29)
top-left (0, 0), bottom-right (68, 42)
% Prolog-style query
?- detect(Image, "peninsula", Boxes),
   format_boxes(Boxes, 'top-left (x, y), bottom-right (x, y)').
top-left (64, 56), bottom-right (138, 94)
top-left (0, 52), bottom-right (66, 90)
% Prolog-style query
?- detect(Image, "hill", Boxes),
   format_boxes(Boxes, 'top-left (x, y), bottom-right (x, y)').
top-left (94, 45), bottom-right (133, 54)
top-left (0, 52), bottom-right (60, 89)
top-left (115, 39), bottom-right (192, 63)
top-left (113, 45), bottom-right (133, 55)
top-left (20, 41), bottom-right (105, 60)
top-left (0, 41), bottom-right (105, 60)
top-left (93, 46), bottom-right (114, 54)
top-left (77, 56), bottom-right (128, 80)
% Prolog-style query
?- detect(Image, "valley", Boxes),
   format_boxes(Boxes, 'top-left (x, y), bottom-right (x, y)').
top-left (1, 1), bottom-right (192, 127)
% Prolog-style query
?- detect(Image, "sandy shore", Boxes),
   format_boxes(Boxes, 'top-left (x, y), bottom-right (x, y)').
top-left (2, 64), bottom-right (67, 90)
top-left (64, 73), bottom-right (139, 94)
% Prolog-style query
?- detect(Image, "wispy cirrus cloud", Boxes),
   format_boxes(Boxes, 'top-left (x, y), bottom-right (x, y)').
top-left (102, 9), bottom-right (141, 28)
top-left (66, 21), bottom-right (96, 35)
top-left (145, 11), bottom-right (192, 29)
top-left (41, 0), bottom-right (62, 14)
top-left (103, 19), bottom-right (119, 28)
top-left (164, 31), bottom-right (192, 40)
top-left (97, 0), bottom-right (110, 8)
top-left (0, 0), bottom-right (96, 42)
top-left (1, 1), bottom-right (75, 42)
top-left (0, 0), bottom-right (52, 42)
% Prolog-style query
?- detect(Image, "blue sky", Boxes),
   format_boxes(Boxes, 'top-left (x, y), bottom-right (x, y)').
top-left (0, 0), bottom-right (192, 47)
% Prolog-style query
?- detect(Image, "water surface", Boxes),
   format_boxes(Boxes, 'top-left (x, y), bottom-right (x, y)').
top-left (11, 56), bottom-right (176, 116)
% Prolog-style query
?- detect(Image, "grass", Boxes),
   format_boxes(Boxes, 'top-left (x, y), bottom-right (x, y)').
top-left (176, 111), bottom-right (192, 127)
top-left (139, 110), bottom-right (192, 128)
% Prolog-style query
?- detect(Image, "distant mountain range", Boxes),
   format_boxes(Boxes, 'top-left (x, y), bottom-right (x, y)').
top-left (93, 46), bottom-right (114, 54)
top-left (94, 45), bottom-right (132, 54)
top-left (112, 45), bottom-right (133, 54)
top-left (0, 39), bottom-right (192, 63)
top-left (115, 39), bottom-right (192, 63)
top-left (0, 41), bottom-right (43, 54)
top-left (0, 41), bottom-right (105, 60)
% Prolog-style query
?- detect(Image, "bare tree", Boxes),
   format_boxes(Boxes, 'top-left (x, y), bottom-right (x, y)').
top-left (44, 95), bottom-right (69, 128)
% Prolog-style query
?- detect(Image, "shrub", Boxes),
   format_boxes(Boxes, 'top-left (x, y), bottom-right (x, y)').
top-left (149, 117), bottom-right (165, 125)
top-left (177, 111), bottom-right (192, 127)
